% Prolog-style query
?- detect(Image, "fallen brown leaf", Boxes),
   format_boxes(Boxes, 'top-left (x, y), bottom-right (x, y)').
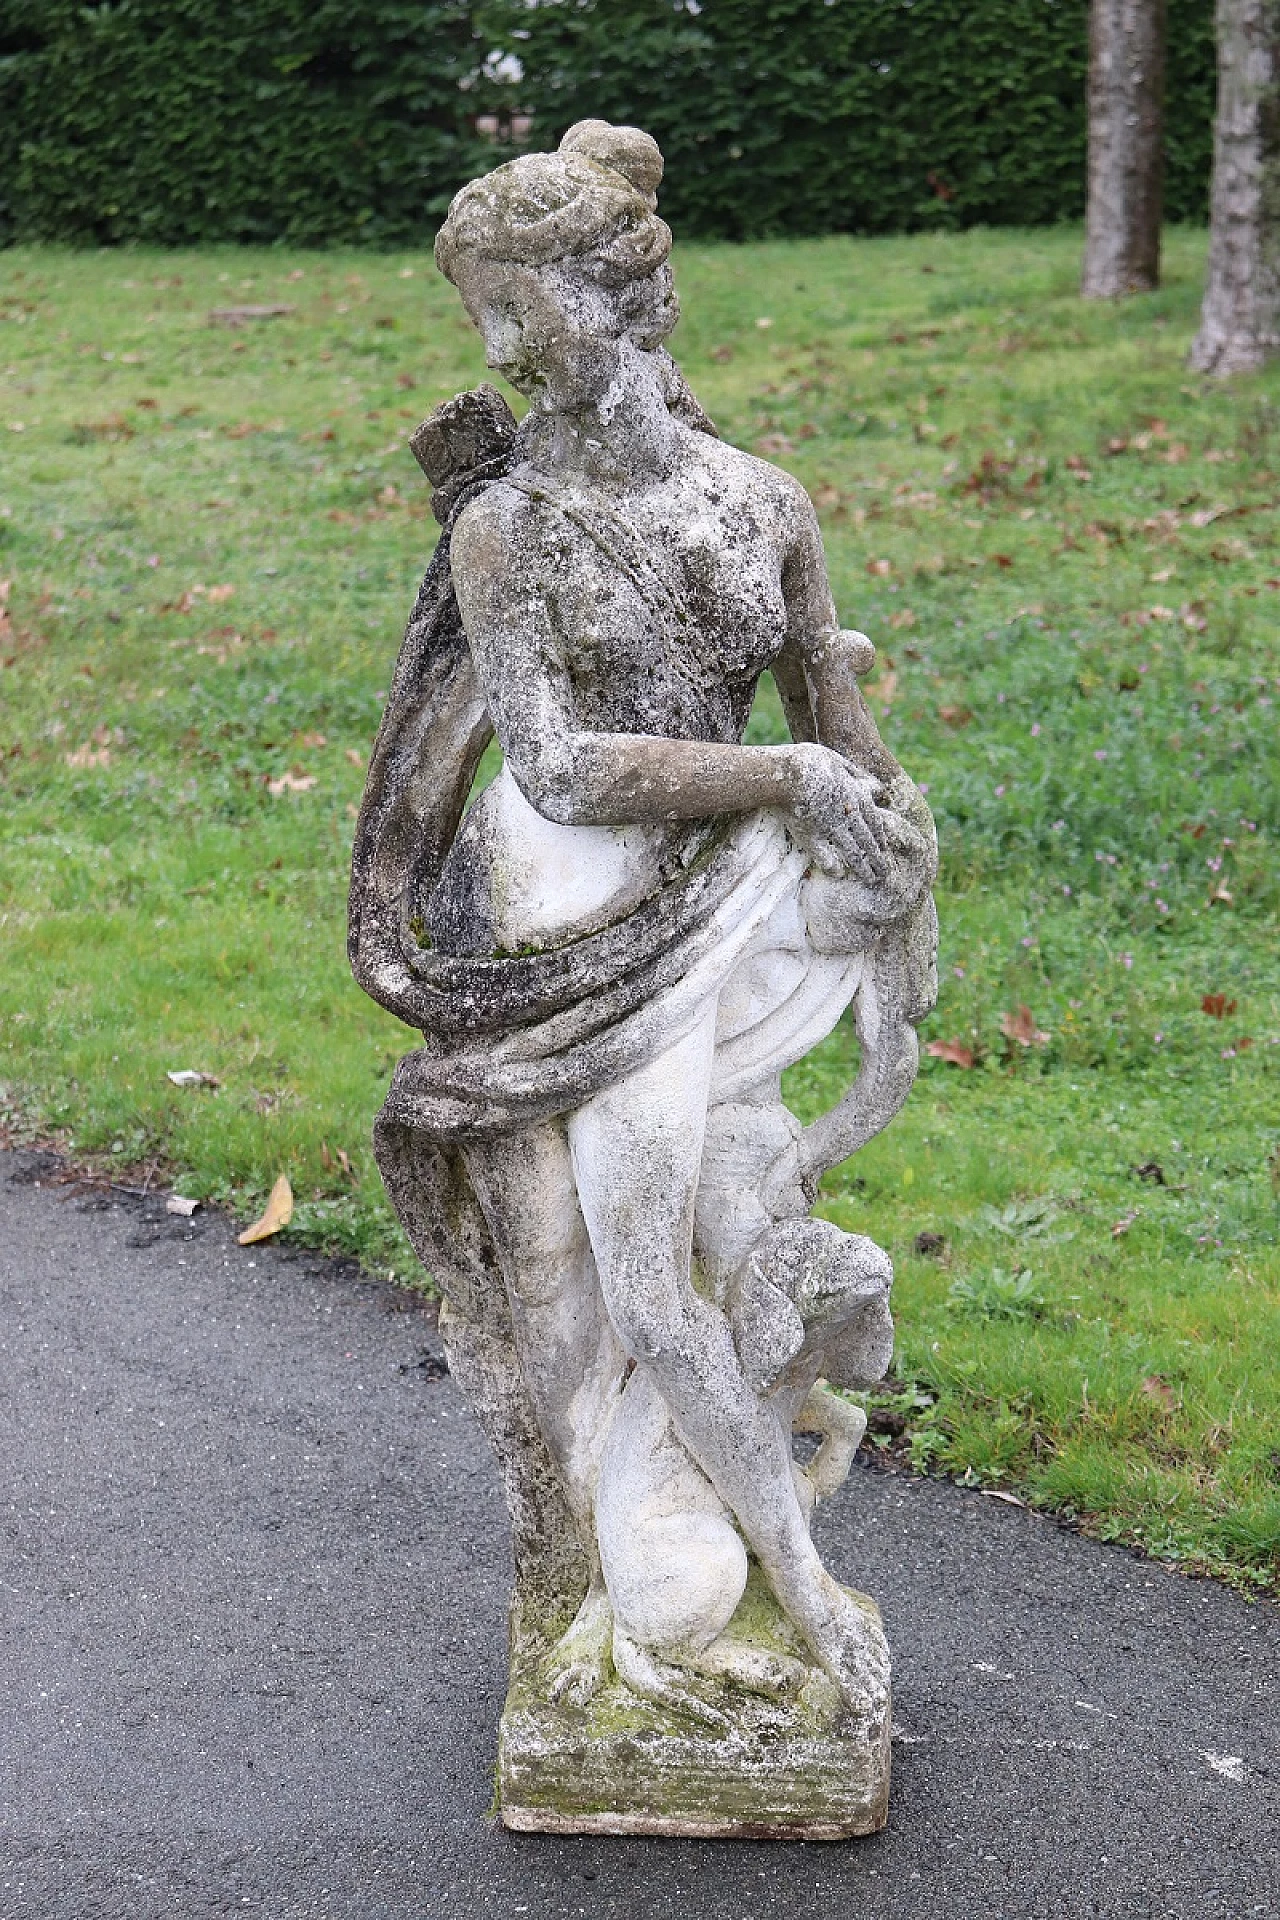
top-left (267, 772), bottom-right (317, 796)
top-left (1001, 1005), bottom-right (1050, 1048)
top-left (866, 558), bottom-right (893, 577)
top-left (926, 1039), bottom-right (976, 1069)
top-left (208, 305), bottom-right (294, 327)
top-left (888, 608), bottom-right (917, 629)
top-left (237, 1174), bottom-right (294, 1245)
top-left (991, 553), bottom-right (1014, 569)
top-left (1139, 1373), bottom-right (1178, 1412)
top-left (939, 705), bottom-right (973, 728)
top-left (345, 747), bottom-right (364, 767)
top-left (1201, 994), bottom-right (1237, 1018)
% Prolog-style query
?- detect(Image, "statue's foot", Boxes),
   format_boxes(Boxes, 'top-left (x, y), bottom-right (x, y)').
top-left (612, 1630), bottom-right (732, 1732)
top-left (685, 1636), bottom-right (807, 1703)
top-left (541, 1584), bottom-right (613, 1709)
top-left (805, 1578), bottom-right (891, 1728)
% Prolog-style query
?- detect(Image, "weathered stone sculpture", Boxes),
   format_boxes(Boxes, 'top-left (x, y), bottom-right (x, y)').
top-left (348, 119), bottom-right (937, 1839)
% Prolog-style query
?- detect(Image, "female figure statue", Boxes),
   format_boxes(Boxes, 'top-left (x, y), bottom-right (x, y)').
top-left (349, 119), bottom-right (937, 1835)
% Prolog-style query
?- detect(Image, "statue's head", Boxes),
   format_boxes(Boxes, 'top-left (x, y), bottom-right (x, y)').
top-left (434, 120), bottom-right (678, 408)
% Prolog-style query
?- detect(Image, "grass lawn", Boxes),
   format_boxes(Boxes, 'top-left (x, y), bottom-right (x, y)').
top-left (1, 226), bottom-right (1277, 1592)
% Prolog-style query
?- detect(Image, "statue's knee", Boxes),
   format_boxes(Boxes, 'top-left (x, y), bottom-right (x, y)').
top-left (603, 1274), bottom-right (686, 1364)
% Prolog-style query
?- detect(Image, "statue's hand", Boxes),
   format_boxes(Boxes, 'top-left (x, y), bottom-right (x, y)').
top-left (786, 743), bottom-right (892, 886)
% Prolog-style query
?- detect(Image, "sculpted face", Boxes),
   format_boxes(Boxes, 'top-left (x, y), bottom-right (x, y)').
top-left (451, 252), bottom-right (679, 411)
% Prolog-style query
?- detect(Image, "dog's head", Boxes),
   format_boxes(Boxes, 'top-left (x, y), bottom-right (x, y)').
top-left (729, 1217), bottom-right (894, 1393)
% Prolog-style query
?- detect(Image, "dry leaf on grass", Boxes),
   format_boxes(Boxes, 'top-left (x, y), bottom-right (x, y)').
top-left (1139, 1373), bottom-right (1178, 1412)
top-left (939, 705), bottom-right (973, 727)
top-left (1201, 994), bottom-right (1237, 1018)
top-left (866, 557), bottom-right (893, 577)
top-left (926, 1039), bottom-right (976, 1069)
top-left (1001, 1005), bottom-right (1050, 1048)
top-left (238, 1174), bottom-right (293, 1245)
top-left (267, 771), bottom-right (316, 796)
top-left (208, 305), bottom-right (294, 327)
top-left (345, 747), bottom-right (364, 767)
top-left (166, 1068), bottom-right (219, 1089)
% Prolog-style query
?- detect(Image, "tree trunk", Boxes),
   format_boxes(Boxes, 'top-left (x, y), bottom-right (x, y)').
top-left (1190, 0), bottom-right (1280, 373)
top-left (1082, 0), bottom-right (1167, 297)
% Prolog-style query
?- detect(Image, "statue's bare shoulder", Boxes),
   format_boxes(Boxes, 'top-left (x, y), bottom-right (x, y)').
top-left (450, 477), bottom-right (548, 592)
top-left (681, 426), bottom-right (824, 563)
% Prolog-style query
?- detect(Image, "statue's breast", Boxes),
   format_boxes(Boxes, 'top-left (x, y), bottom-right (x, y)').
top-left (545, 507), bottom-right (788, 740)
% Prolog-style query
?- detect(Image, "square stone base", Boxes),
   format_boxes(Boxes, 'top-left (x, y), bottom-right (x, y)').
top-left (497, 1581), bottom-right (890, 1840)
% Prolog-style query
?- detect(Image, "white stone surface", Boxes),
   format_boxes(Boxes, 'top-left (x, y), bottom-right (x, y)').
top-left (348, 117), bottom-right (938, 1835)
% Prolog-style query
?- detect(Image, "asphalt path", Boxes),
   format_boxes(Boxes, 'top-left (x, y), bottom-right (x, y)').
top-left (1, 1148), bottom-right (1275, 1920)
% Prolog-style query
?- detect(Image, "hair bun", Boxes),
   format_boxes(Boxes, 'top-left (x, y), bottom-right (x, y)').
top-left (558, 120), bottom-right (663, 208)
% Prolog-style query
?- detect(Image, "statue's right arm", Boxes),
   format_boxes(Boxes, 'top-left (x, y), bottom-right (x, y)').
top-left (449, 488), bottom-right (892, 884)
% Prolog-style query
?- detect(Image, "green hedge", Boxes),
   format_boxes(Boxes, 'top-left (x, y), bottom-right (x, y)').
top-left (499, 0), bottom-right (1217, 240)
top-left (0, 0), bottom-right (491, 246)
top-left (0, 0), bottom-right (1217, 247)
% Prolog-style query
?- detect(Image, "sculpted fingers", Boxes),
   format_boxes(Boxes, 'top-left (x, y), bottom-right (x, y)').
top-left (836, 798), bottom-right (890, 881)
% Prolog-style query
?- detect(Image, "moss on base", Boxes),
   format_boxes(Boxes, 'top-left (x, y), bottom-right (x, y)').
top-left (497, 1573), bottom-right (891, 1840)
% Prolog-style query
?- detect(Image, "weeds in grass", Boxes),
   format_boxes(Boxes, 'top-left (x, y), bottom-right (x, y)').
top-left (946, 1266), bottom-right (1048, 1321)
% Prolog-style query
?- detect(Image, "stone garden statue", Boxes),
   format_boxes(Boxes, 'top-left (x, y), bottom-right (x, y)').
top-left (348, 118), bottom-right (938, 1838)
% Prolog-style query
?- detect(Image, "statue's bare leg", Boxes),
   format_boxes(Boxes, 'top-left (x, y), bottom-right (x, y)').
top-left (463, 1120), bottom-right (626, 1703)
top-left (569, 1012), bottom-right (889, 1724)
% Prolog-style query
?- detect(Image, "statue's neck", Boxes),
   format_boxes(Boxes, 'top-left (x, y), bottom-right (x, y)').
top-left (524, 342), bottom-right (679, 486)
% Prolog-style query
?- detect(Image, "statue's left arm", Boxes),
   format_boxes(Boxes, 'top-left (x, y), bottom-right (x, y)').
top-left (772, 482), bottom-right (937, 915)
top-left (758, 478), bottom-right (939, 1205)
